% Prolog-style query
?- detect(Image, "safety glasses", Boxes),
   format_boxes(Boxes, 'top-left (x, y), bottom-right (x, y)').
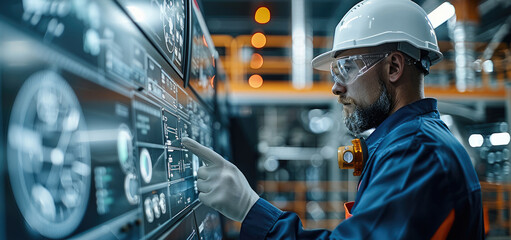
top-left (330, 52), bottom-right (390, 86)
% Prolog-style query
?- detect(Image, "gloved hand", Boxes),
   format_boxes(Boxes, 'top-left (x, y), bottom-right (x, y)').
top-left (182, 137), bottom-right (260, 222)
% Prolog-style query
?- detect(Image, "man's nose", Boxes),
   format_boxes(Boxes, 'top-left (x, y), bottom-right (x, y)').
top-left (332, 82), bottom-right (347, 95)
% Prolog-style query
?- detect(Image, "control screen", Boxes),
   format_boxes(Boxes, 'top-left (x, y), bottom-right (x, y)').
top-left (0, 0), bottom-right (221, 239)
top-left (119, 0), bottom-right (188, 77)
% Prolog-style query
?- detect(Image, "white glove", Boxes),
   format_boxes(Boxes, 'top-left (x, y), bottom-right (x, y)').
top-left (182, 137), bottom-right (260, 222)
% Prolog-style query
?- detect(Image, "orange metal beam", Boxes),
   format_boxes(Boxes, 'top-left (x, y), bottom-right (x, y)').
top-left (212, 34), bottom-right (509, 100)
top-left (450, 0), bottom-right (480, 23)
top-left (229, 81), bottom-right (506, 101)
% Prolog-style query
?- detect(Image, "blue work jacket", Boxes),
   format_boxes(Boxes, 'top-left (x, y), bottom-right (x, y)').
top-left (240, 98), bottom-right (484, 239)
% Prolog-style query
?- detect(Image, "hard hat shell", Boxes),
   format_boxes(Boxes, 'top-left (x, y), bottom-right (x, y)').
top-left (312, 0), bottom-right (443, 71)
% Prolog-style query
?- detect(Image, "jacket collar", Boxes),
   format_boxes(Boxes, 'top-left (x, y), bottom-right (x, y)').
top-left (365, 98), bottom-right (439, 149)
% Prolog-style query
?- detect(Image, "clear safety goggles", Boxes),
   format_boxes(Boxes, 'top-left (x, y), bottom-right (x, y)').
top-left (330, 52), bottom-right (390, 85)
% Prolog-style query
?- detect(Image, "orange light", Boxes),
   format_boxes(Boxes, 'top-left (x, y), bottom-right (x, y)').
top-left (250, 53), bottom-right (264, 69)
top-left (248, 74), bottom-right (263, 88)
top-left (255, 7), bottom-right (271, 24)
top-left (202, 35), bottom-right (208, 47)
top-left (210, 75), bottom-right (215, 88)
top-left (251, 32), bottom-right (266, 48)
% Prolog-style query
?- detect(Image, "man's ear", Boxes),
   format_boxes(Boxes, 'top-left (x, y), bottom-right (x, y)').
top-left (388, 52), bottom-right (405, 83)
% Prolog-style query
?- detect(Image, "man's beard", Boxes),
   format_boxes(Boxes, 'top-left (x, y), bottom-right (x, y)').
top-left (343, 79), bottom-right (393, 135)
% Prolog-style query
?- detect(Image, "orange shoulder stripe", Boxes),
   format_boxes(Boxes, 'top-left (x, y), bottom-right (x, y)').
top-left (431, 209), bottom-right (455, 240)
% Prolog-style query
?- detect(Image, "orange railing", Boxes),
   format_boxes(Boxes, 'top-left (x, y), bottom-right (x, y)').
top-left (480, 181), bottom-right (511, 235)
top-left (258, 180), bottom-right (357, 229)
top-left (212, 35), bottom-right (510, 101)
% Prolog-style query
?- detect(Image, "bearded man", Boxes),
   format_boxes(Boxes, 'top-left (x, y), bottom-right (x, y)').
top-left (183, 0), bottom-right (484, 239)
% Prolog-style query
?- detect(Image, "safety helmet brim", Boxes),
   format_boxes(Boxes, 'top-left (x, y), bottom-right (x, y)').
top-left (311, 40), bottom-right (444, 72)
top-left (311, 50), bottom-right (336, 72)
top-left (312, 0), bottom-right (444, 72)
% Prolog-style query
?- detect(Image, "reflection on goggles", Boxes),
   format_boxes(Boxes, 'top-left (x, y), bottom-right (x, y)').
top-left (330, 52), bottom-right (390, 86)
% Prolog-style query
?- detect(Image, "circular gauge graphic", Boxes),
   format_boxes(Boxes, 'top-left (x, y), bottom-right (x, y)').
top-left (152, 195), bottom-right (161, 219)
top-left (162, 0), bottom-right (176, 54)
top-left (117, 124), bottom-right (134, 173)
top-left (140, 148), bottom-right (153, 183)
top-left (159, 193), bottom-right (167, 214)
top-left (178, 0), bottom-right (185, 32)
top-left (124, 173), bottom-right (140, 205)
top-left (144, 197), bottom-right (154, 223)
top-left (175, 0), bottom-right (185, 53)
top-left (7, 70), bottom-right (91, 239)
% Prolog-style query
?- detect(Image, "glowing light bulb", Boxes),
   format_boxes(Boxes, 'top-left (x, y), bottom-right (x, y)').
top-left (255, 7), bottom-right (271, 24)
top-left (251, 32), bottom-right (266, 48)
top-left (248, 74), bottom-right (263, 88)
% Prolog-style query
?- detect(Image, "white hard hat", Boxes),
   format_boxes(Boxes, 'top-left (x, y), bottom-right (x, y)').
top-left (312, 0), bottom-right (443, 72)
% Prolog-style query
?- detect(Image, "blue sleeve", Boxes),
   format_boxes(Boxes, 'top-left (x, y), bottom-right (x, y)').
top-left (241, 137), bottom-right (455, 239)
top-left (240, 198), bottom-right (333, 239)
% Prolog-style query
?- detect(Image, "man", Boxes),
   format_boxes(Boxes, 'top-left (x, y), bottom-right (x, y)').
top-left (183, 0), bottom-right (484, 238)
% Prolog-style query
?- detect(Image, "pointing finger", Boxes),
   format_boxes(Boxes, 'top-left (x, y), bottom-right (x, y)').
top-left (182, 137), bottom-right (225, 166)
top-left (198, 191), bottom-right (214, 207)
top-left (197, 167), bottom-right (209, 180)
top-left (197, 178), bottom-right (212, 193)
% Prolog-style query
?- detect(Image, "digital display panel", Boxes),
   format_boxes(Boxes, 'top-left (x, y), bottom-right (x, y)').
top-left (0, 43), bottom-right (141, 239)
top-left (118, 0), bottom-right (188, 77)
top-left (194, 204), bottom-right (223, 240)
top-left (159, 211), bottom-right (199, 240)
top-left (0, 0), bottom-right (223, 239)
top-left (188, 4), bottom-right (216, 108)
